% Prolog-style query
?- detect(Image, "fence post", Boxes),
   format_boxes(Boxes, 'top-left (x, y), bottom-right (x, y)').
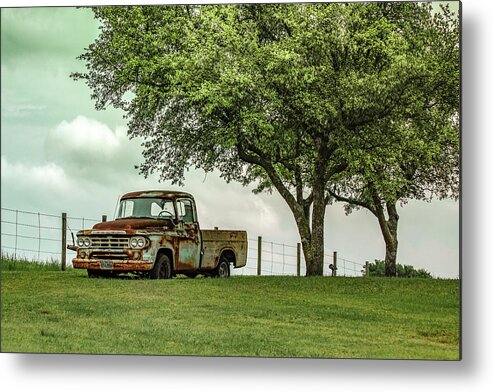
top-left (257, 236), bottom-right (262, 276)
top-left (296, 243), bottom-right (301, 277)
top-left (61, 212), bottom-right (67, 271)
top-left (14, 209), bottom-right (18, 258)
top-left (37, 212), bottom-right (41, 259)
top-left (332, 251), bottom-right (337, 277)
top-left (365, 261), bottom-right (369, 277)
top-left (102, 215), bottom-right (107, 222)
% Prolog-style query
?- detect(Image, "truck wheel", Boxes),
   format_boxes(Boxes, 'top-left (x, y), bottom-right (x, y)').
top-left (151, 254), bottom-right (172, 279)
top-left (216, 259), bottom-right (230, 278)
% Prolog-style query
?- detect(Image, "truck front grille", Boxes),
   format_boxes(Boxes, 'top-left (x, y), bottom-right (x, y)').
top-left (90, 236), bottom-right (129, 249)
top-left (91, 252), bottom-right (130, 260)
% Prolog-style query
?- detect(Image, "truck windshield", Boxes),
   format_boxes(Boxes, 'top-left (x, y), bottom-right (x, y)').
top-left (116, 198), bottom-right (175, 220)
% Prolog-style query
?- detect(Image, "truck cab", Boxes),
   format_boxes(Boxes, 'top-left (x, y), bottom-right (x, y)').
top-left (72, 190), bottom-right (247, 278)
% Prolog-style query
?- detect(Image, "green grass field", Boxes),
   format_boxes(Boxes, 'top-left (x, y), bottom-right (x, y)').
top-left (1, 267), bottom-right (460, 359)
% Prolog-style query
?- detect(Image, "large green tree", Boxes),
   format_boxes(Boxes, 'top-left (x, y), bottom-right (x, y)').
top-left (328, 3), bottom-right (459, 276)
top-left (73, 2), bottom-right (458, 276)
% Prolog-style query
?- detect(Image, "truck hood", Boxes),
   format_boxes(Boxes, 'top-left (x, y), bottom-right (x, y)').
top-left (92, 219), bottom-right (172, 231)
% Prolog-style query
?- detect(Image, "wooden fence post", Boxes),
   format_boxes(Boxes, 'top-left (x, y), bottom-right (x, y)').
top-left (102, 215), bottom-right (107, 222)
top-left (61, 212), bottom-right (67, 271)
top-left (332, 251), bottom-right (337, 277)
top-left (296, 243), bottom-right (301, 277)
top-left (365, 261), bottom-right (369, 277)
top-left (257, 236), bottom-right (262, 276)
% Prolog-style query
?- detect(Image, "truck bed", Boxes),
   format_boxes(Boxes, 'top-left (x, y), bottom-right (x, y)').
top-left (200, 229), bottom-right (247, 269)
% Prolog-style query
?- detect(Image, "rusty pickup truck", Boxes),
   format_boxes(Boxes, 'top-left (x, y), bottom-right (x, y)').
top-left (71, 190), bottom-right (247, 279)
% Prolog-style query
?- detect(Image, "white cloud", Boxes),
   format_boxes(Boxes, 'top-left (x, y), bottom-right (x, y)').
top-left (0, 155), bottom-right (96, 216)
top-left (181, 172), bottom-right (281, 233)
top-left (44, 116), bottom-right (143, 185)
top-left (49, 116), bottom-right (123, 155)
top-left (1, 155), bottom-right (71, 193)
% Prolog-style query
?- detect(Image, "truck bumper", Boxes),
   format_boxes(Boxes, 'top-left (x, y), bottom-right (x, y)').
top-left (72, 258), bottom-right (153, 271)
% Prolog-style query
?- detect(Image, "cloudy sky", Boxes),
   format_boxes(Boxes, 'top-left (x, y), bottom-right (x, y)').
top-left (0, 3), bottom-right (460, 278)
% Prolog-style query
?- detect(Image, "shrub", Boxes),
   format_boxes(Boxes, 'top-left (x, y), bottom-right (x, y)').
top-left (367, 260), bottom-right (432, 278)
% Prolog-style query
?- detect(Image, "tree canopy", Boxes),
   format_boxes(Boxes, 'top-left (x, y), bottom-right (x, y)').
top-left (73, 2), bottom-right (459, 276)
top-left (327, 3), bottom-right (459, 275)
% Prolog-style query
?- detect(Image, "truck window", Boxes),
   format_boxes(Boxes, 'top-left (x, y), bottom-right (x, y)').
top-left (119, 200), bottom-right (134, 218)
top-left (117, 198), bottom-right (175, 219)
top-left (151, 200), bottom-right (175, 218)
top-left (176, 199), bottom-right (195, 223)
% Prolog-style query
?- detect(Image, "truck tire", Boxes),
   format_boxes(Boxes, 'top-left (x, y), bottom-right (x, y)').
top-left (150, 254), bottom-right (172, 279)
top-left (215, 258), bottom-right (230, 278)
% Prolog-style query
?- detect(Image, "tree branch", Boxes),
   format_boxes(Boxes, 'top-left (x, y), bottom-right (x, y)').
top-left (295, 167), bottom-right (303, 204)
top-left (327, 188), bottom-right (377, 216)
top-left (326, 161), bottom-right (348, 180)
top-left (236, 141), bottom-right (300, 215)
top-left (367, 182), bottom-right (395, 245)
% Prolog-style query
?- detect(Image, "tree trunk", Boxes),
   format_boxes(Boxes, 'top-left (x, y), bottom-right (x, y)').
top-left (234, 140), bottom-right (328, 277)
top-left (382, 202), bottom-right (399, 277)
top-left (295, 214), bottom-right (313, 275)
top-left (306, 179), bottom-right (326, 276)
top-left (368, 182), bottom-right (400, 277)
top-left (384, 236), bottom-right (398, 276)
top-left (282, 196), bottom-right (314, 277)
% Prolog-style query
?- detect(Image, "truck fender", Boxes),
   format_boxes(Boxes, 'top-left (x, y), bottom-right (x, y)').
top-left (156, 248), bottom-right (175, 271)
top-left (218, 248), bottom-right (237, 267)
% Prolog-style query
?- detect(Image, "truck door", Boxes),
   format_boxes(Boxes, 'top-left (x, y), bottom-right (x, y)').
top-left (175, 198), bottom-right (201, 270)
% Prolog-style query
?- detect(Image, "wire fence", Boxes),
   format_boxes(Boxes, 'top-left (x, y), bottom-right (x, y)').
top-left (230, 237), bottom-right (365, 277)
top-left (1, 207), bottom-right (367, 277)
top-left (1, 207), bottom-right (101, 265)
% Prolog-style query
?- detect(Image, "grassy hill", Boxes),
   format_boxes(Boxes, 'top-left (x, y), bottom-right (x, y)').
top-left (1, 268), bottom-right (460, 359)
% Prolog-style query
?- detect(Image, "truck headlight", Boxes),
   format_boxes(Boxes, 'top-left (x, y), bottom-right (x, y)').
top-left (130, 236), bottom-right (146, 249)
top-left (77, 236), bottom-right (91, 247)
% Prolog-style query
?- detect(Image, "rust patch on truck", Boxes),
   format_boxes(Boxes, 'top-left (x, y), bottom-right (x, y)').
top-left (73, 260), bottom-right (153, 271)
top-left (121, 190), bottom-right (193, 200)
top-left (92, 218), bottom-right (173, 233)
